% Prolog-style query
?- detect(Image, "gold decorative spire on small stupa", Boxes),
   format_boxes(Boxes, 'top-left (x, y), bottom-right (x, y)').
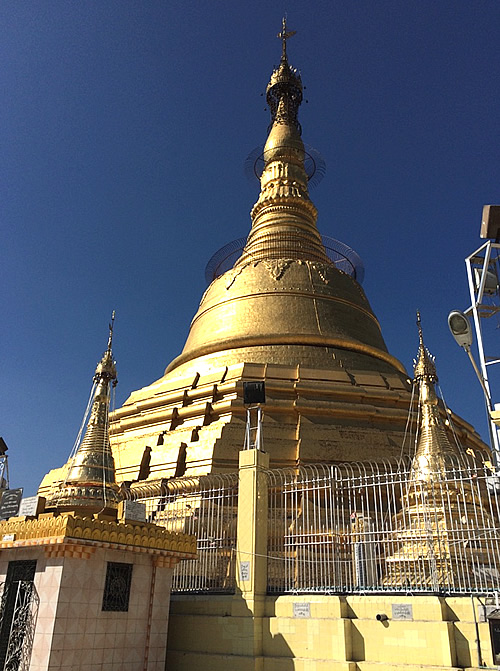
top-left (236, 18), bottom-right (329, 266)
top-left (383, 313), bottom-right (494, 589)
top-left (45, 314), bottom-right (120, 517)
top-left (411, 312), bottom-right (458, 480)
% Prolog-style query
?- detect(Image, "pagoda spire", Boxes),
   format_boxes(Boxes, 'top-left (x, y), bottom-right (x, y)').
top-left (45, 314), bottom-right (120, 517)
top-left (235, 20), bottom-right (329, 266)
top-left (162, 20), bottom-right (405, 380)
top-left (411, 312), bottom-right (458, 480)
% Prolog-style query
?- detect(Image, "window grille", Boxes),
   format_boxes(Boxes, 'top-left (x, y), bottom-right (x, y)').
top-left (0, 560), bottom-right (38, 670)
top-left (102, 562), bottom-right (133, 612)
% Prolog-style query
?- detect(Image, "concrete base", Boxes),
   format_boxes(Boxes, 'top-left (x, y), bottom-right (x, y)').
top-left (166, 594), bottom-right (495, 671)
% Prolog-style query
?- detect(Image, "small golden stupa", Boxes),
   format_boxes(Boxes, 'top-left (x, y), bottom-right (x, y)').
top-left (2, 319), bottom-right (197, 671)
top-left (43, 315), bottom-right (121, 516)
top-left (384, 314), bottom-right (494, 589)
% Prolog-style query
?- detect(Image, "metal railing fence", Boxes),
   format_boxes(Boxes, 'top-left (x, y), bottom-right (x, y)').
top-left (129, 473), bottom-right (238, 593)
top-left (129, 455), bottom-right (500, 596)
top-left (266, 457), bottom-right (500, 595)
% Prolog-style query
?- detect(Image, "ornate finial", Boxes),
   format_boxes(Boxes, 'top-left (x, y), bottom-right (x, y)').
top-left (235, 19), bottom-right (327, 269)
top-left (107, 310), bottom-right (115, 352)
top-left (410, 311), bottom-right (461, 481)
top-left (413, 311), bottom-right (438, 383)
top-left (416, 310), bottom-right (423, 345)
top-left (266, 19), bottom-right (303, 131)
top-left (277, 16), bottom-right (296, 62)
top-left (94, 312), bottom-right (118, 386)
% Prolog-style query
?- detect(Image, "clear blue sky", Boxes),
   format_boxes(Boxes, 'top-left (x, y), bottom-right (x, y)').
top-left (3, 1), bottom-right (500, 496)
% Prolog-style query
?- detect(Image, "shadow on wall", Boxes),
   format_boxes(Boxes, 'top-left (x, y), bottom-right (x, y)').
top-left (165, 589), bottom-right (296, 671)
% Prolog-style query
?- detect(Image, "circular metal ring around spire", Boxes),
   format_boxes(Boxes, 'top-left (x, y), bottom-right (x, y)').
top-left (204, 235), bottom-right (365, 285)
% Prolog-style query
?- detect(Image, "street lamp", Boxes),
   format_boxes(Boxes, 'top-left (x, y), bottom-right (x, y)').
top-left (448, 310), bottom-right (473, 349)
top-left (447, 309), bottom-right (493, 410)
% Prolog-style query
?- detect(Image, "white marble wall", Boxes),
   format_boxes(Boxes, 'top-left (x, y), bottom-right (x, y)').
top-left (0, 547), bottom-right (173, 671)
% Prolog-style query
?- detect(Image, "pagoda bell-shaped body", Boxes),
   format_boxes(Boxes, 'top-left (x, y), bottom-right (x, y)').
top-left (45, 317), bottom-right (120, 517)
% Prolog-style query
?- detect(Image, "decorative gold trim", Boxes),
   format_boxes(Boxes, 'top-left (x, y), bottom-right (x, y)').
top-left (0, 513), bottom-right (197, 558)
top-left (44, 543), bottom-right (96, 559)
top-left (166, 334), bottom-right (406, 375)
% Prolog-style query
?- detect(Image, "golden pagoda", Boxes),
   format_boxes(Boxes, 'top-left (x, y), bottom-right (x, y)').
top-left (87, 20), bottom-right (486, 493)
top-left (40, 21), bottom-right (485, 498)
top-left (36, 22), bottom-right (500, 671)
top-left (43, 315), bottom-right (121, 516)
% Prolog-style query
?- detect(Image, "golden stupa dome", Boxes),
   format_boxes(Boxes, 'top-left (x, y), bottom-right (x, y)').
top-left (166, 258), bottom-right (403, 377)
top-left (165, 24), bottom-right (405, 380)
